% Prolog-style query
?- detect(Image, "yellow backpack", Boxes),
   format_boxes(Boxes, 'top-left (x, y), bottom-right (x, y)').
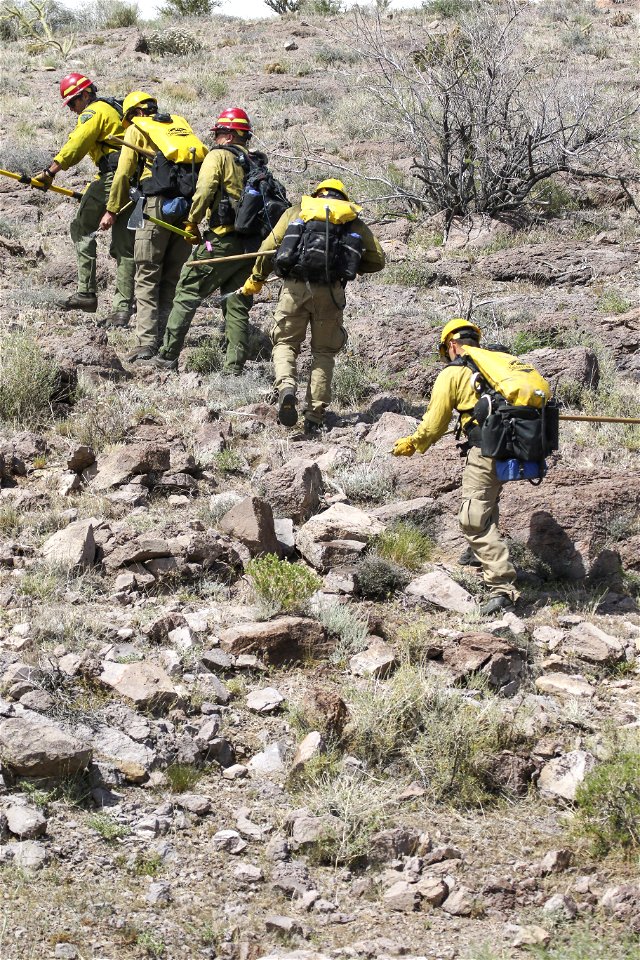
top-left (460, 346), bottom-right (552, 408)
top-left (134, 114), bottom-right (207, 200)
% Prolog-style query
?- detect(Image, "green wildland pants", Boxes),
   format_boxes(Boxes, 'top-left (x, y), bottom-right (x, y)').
top-left (161, 231), bottom-right (253, 373)
top-left (133, 196), bottom-right (190, 350)
top-left (458, 447), bottom-right (519, 601)
top-left (69, 174), bottom-right (135, 312)
top-left (271, 279), bottom-right (347, 424)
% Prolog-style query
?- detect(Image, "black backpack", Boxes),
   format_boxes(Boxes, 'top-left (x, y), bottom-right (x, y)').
top-left (212, 147), bottom-right (290, 250)
top-left (274, 215), bottom-right (363, 284)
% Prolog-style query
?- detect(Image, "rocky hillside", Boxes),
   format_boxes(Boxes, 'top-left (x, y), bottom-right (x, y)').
top-left (0, 4), bottom-right (639, 960)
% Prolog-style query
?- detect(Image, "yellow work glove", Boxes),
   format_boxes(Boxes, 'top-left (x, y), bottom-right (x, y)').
top-left (392, 436), bottom-right (416, 457)
top-left (183, 222), bottom-right (202, 246)
top-left (240, 277), bottom-right (263, 297)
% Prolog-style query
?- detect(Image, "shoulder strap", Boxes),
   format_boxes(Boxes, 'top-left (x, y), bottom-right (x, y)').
top-left (93, 96), bottom-right (124, 118)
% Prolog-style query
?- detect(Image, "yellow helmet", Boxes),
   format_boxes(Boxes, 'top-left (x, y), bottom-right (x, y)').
top-left (438, 318), bottom-right (482, 361)
top-left (122, 91), bottom-right (156, 126)
top-left (312, 178), bottom-right (349, 200)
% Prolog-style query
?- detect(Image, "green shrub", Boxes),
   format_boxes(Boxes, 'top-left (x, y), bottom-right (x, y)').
top-left (597, 288), bottom-right (632, 315)
top-left (315, 44), bottom-right (359, 66)
top-left (165, 762), bottom-right (202, 794)
top-left (145, 28), bottom-right (203, 55)
top-left (160, 0), bottom-right (219, 15)
top-left (382, 260), bottom-right (436, 286)
top-left (211, 449), bottom-right (245, 474)
top-left (96, 0), bottom-right (139, 27)
top-left (313, 599), bottom-right (369, 664)
top-left (0, 331), bottom-right (60, 426)
top-left (375, 522), bottom-right (433, 572)
top-left (303, 0), bottom-right (343, 13)
top-left (334, 460), bottom-right (395, 504)
top-left (293, 770), bottom-right (395, 865)
top-left (87, 813), bottom-right (132, 841)
top-left (264, 0), bottom-right (303, 12)
top-left (185, 338), bottom-right (225, 374)
top-left (355, 554), bottom-right (410, 600)
top-left (422, 0), bottom-right (471, 17)
top-left (246, 553), bottom-right (322, 615)
top-left (331, 354), bottom-right (376, 407)
top-left (574, 742), bottom-right (640, 856)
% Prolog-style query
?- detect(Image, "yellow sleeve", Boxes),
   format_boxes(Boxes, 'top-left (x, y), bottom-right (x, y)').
top-left (412, 367), bottom-right (468, 453)
top-left (355, 220), bottom-right (385, 274)
top-left (250, 205), bottom-right (300, 282)
top-left (106, 127), bottom-right (145, 214)
top-left (187, 151), bottom-right (225, 226)
top-left (53, 107), bottom-right (105, 169)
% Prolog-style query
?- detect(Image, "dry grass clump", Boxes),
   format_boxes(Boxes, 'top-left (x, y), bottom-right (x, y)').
top-left (345, 665), bottom-right (529, 806)
top-left (0, 330), bottom-right (60, 427)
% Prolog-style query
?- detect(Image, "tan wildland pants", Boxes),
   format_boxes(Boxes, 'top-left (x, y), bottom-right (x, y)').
top-left (271, 279), bottom-right (347, 424)
top-left (458, 447), bottom-right (519, 600)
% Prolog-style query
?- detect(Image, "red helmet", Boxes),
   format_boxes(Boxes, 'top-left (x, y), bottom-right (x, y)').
top-left (60, 73), bottom-right (94, 107)
top-left (212, 107), bottom-right (252, 136)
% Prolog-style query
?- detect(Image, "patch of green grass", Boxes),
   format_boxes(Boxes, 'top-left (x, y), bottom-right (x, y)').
top-left (574, 739), bottom-right (640, 856)
top-left (331, 354), bottom-right (377, 408)
top-left (165, 762), bottom-right (202, 794)
top-left (597, 288), bottom-right (632, 316)
top-left (211, 449), bottom-right (245, 473)
top-left (423, 0), bottom-right (471, 17)
top-left (471, 925), bottom-right (640, 959)
top-left (247, 553), bottom-right (322, 616)
top-left (130, 852), bottom-right (163, 877)
top-left (87, 814), bottom-right (132, 842)
top-left (184, 338), bottom-right (225, 374)
top-left (137, 930), bottom-right (166, 958)
top-left (375, 521), bottom-right (434, 572)
top-left (381, 260), bottom-right (436, 287)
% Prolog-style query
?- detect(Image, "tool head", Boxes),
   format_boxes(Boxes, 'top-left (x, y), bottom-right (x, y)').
top-left (127, 196), bottom-right (145, 231)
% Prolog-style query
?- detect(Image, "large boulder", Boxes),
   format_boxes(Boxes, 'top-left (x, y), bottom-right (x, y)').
top-left (538, 750), bottom-right (596, 802)
top-left (260, 458), bottom-right (323, 523)
top-left (405, 569), bottom-right (476, 613)
top-left (42, 326), bottom-right (127, 383)
top-left (219, 617), bottom-right (329, 665)
top-left (219, 496), bottom-right (280, 556)
top-left (0, 716), bottom-right (92, 778)
top-left (40, 518), bottom-right (96, 569)
top-left (476, 242), bottom-right (634, 286)
top-left (93, 443), bottom-right (170, 491)
top-left (442, 633), bottom-right (526, 694)
top-left (296, 503), bottom-right (385, 571)
top-left (99, 661), bottom-right (178, 713)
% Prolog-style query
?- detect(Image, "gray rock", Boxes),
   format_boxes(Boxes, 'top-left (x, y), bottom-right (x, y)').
top-left (234, 862), bottom-right (264, 882)
top-left (368, 827), bottom-right (421, 865)
top-left (146, 881), bottom-right (172, 905)
top-left (0, 716), bottom-right (91, 778)
top-left (406, 570), bottom-right (476, 614)
top-left (222, 763), bottom-right (248, 780)
top-left (246, 686), bottom-right (285, 714)
top-left (5, 804), bottom-right (47, 839)
top-left (212, 829), bottom-right (247, 854)
top-left (383, 880), bottom-right (420, 912)
top-left (220, 617), bottom-right (328, 665)
top-left (442, 632), bottom-right (525, 693)
top-left (416, 875), bottom-right (449, 906)
top-left (291, 732), bottom-right (325, 775)
top-left (297, 503), bottom-right (385, 571)
top-left (441, 886), bottom-right (474, 916)
top-left (349, 638), bottom-right (397, 679)
top-left (369, 496), bottom-right (435, 525)
top-left (535, 673), bottom-right (594, 698)
top-left (247, 742), bottom-right (287, 777)
top-left (12, 839), bottom-right (49, 871)
top-left (565, 622), bottom-right (624, 664)
top-left (176, 794), bottom-right (211, 816)
top-left (40, 518), bottom-right (96, 570)
top-left (290, 814), bottom-right (340, 850)
top-left (538, 751), bottom-right (597, 802)
top-left (91, 726), bottom-right (155, 783)
top-left (540, 849), bottom-right (573, 875)
top-left (219, 496), bottom-right (280, 557)
top-left (365, 412), bottom-right (419, 449)
top-left (260, 458), bottom-right (323, 524)
top-left (543, 893), bottom-right (578, 919)
top-left (99, 661), bottom-right (177, 713)
top-left (93, 443), bottom-right (170, 490)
